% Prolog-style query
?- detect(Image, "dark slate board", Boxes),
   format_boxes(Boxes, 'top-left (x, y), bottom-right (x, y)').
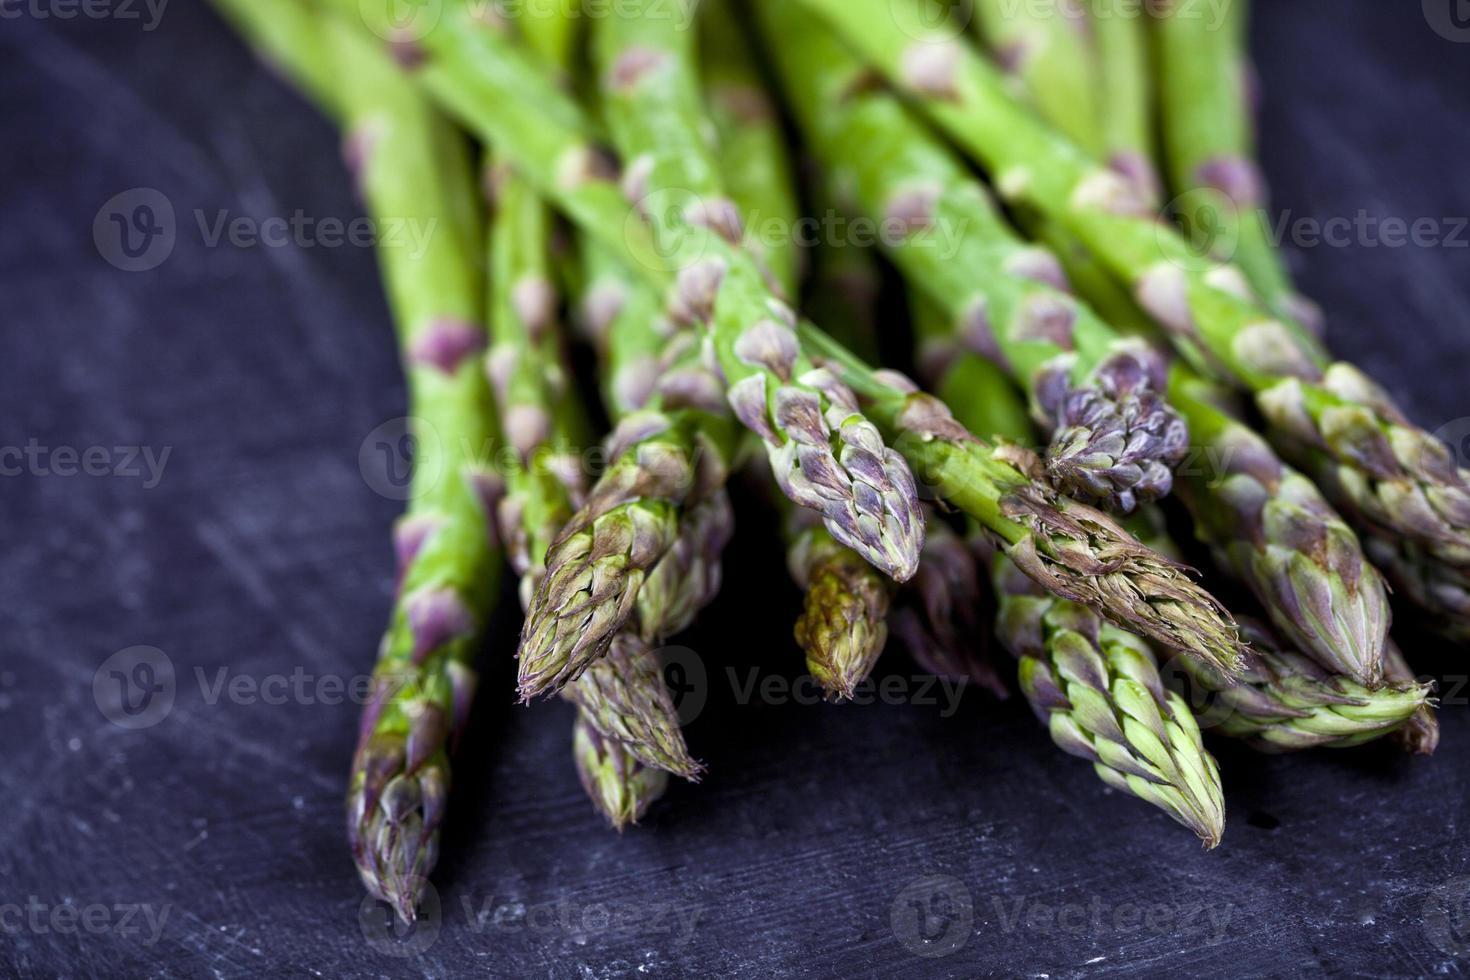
top-left (3, 2), bottom-right (1470, 977)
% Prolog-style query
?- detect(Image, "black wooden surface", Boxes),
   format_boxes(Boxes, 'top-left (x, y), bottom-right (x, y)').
top-left (4, 2), bottom-right (1470, 977)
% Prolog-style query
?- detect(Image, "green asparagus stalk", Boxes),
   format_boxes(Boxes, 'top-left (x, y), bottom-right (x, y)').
top-left (991, 556), bottom-right (1225, 845)
top-left (758, 0), bottom-right (1187, 515)
top-left (794, 0), bottom-right (1470, 576)
top-left (315, 0), bottom-right (920, 685)
top-left (565, 633), bottom-right (702, 778)
top-left (303, 16), bottom-right (501, 924)
top-left (1154, 0), bottom-right (1321, 336)
top-left (484, 156), bottom-right (585, 607)
top-left (949, 336), bottom-right (1429, 752)
top-left (1092, 0), bottom-right (1161, 205)
top-left (594, 0), bottom-right (925, 582)
top-left (972, 0), bottom-right (1104, 158)
top-left (572, 711), bottom-right (670, 830)
top-left (488, 157), bottom-right (700, 787)
top-left (699, 0), bottom-right (803, 298)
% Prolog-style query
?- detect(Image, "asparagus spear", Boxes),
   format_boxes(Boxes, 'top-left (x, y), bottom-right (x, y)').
top-left (318, 0), bottom-right (919, 686)
top-left (572, 711), bottom-right (670, 830)
top-left (1154, 0), bottom-right (1322, 336)
top-left (292, 15), bottom-right (501, 925)
top-left (946, 327), bottom-right (1430, 753)
top-left (593, 0), bottom-right (925, 582)
top-left (757, 0), bottom-right (1187, 515)
top-left (991, 555), bottom-right (1225, 845)
top-left (488, 156), bottom-right (702, 786)
top-left (697, 5), bottom-right (898, 700)
top-left (1167, 621), bottom-right (1431, 754)
top-left (786, 511), bottom-right (893, 699)
top-left (793, 0), bottom-right (1470, 577)
top-left (1163, 367), bottom-right (1389, 686)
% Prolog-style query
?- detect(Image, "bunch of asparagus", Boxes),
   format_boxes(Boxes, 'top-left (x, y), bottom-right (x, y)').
top-left (212, 0), bottom-right (1456, 924)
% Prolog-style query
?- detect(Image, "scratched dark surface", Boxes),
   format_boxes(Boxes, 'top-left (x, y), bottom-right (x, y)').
top-left (3, 2), bottom-right (1470, 978)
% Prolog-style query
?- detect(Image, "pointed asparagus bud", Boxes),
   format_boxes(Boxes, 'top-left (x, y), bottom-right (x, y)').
top-left (517, 412), bottom-right (693, 700)
top-left (1256, 362), bottom-right (1470, 571)
top-left (1163, 619), bottom-right (1431, 753)
top-left (572, 709), bottom-right (670, 830)
top-left (1179, 421), bottom-right (1390, 687)
top-left (1383, 640), bottom-right (1439, 756)
top-left (992, 558), bottom-right (1225, 847)
top-left (564, 633), bottom-right (702, 779)
top-left (789, 522), bottom-right (892, 700)
top-left (1039, 342), bottom-right (1189, 515)
top-left (728, 319), bottom-right (925, 582)
top-left (347, 691), bottom-right (458, 925)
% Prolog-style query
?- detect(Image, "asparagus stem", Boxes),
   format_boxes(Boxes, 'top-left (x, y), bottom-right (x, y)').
top-left (699, 0), bottom-right (803, 298)
top-left (798, 326), bottom-right (1247, 677)
top-left (1169, 621), bottom-right (1431, 755)
top-left (972, 0), bottom-right (1104, 158)
top-left (564, 633), bottom-right (703, 778)
top-left (1092, 0), bottom-right (1162, 205)
top-left (485, 155), bottom-right (586, 608)
top-left (758, 0), bottom-right (1187, 515)
top-left (794, 0), bottom-right (1470, 575)
top-left (593, 0), bottom-right (924, 582)
top-left (1154, 0), bottom-right (1320, 335)
top-left (290, 15), bottom-right (502, 925)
